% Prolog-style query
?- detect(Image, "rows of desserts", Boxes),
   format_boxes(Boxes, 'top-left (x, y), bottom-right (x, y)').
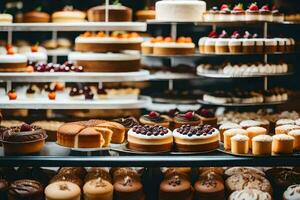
top-left (204, 3), bottom-right (284, 22)
top-left (197, 62), bottom-right (289, 76)
top-left (199, 31), bottom-right (295, 54)
top-left (203, 88), bottom-right (288, 104)
top-left (0, 166), bottom-right (300, 200)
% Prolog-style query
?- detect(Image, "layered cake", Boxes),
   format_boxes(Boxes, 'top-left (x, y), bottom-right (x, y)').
top-left (87, 3), bottom-right (132, 22)
top-left (45, 181), bottom-right (81, 200)
top-left (127, 125), bottom-right (173, 152)
top-left (68, 52), bottom-right (140, 72)
top-left (75, 32), bottom-right (143, 52)
top-left (139, 111), bottom-right (170, 128)
top-left (0, 50), bottom-right (28, 72)
top-left (0, 13), bottom-right (13, 23)
top-left (155, 0), bottom-right (206, 22)
top-left (173, 124), bottom-right (220, 152)
top-left (23, 9), bottom-right (50, 23)
top-left (52, 6), bottom-right (86, 22)
top-left (173, 112), bottom-right (201, 129)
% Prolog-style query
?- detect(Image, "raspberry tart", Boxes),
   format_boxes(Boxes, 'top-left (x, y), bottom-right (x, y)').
top-left (173, 112), bottom-right (201, 129)
top-left (231, 4), bottom-right (245, 21)
top-left (139, 111), bottom-right (170, 128)
top-left (246, 3), bottom-right (259, 21)
top-left (197, 108), bottom-right (217, 127)
top-left (173, 124), bottom-right (220, 152)
top-left (127, 125), bottom-right (173, 152)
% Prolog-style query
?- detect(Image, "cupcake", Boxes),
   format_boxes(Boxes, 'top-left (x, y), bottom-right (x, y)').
top-left (245, 3), bottom-right (259, 21)
top-left (254, 38), bottom-right (264, 53)
top-left (259, 5), bottom-right (272, 21)
top-left (45, 181), bottom-right (81, 200)
top-left (223, 128), bottom-right (248, 150)
top-left (276, 119), bottom-right (295, 126)
top-left (246, 126), bottom-right (267, 149)
top-left (198, 37), bottom-right (207, 53)
top-left (215, 30), bottom-right (229, 54)
top-left (275, 124), bottom-right (300, 134)
top-left (288, 130), bottom-right (300, 151)
top-left (219, 122), bottom-right (241, 142)
top-left (272, 134), bottom-right (294, 154)
top-left (242, 31), bottom-right (255, 53)
top-left (139, 111), bottom-right (170, 128)
top-left (252, 135), bottom-right (273, 156)
top-left (83, 178), bottom-right (113, 200)
top-left (204, 7), bottom-right (219, 22)
top-left (204, 31), bottom-right (218, 53)
top-left (231, 4), bottom-right (245, 21)
top-left (228, 31), bottom-right (242, 53)
top-left (239, 120), bottom-right (262, 129)
top-left (197, 108), bottom-right (217, 127)
top-left (231, 134), bottom-right (249, 154)
top-left (173, 112), bottom-right (201, 129)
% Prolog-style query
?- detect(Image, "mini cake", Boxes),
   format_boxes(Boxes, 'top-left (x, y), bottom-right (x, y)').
top-left (288, 130), bottom-right (300, 151)
top-left (264, 38), bottom-right (277, 53)
top-left (127, 125), bottom-right (173, 152)
top-left (246, 126), bottom-right (267, 149)
top-left (225, 173), bottom-right (272, 194)
top-left (231, 4), bottom-right (245, 21)
top-left (155, 0), bottom-right (206, 22)
top-left (228, 32), bottom-right (242, 53)
top-left (173, 112), bottom-right (201, 129)
top-left (219, 122), bottom-right (241, 142)
top-left (0, 51), bottom-right (28, 72)
top-left (231, 134), bottom-right (249, 154)
top-left (239, 120), bottom-right (262, 129)
top-left (9, 179), bottom-right (44, 200)
top-left (276, 119), bottom-right (295, 126)
top-left (159, 172), bottom-right (193, 200)
top-left (242, 32), bottom-right (255, 53)
top-left (275, 124), bottom-right (300, 134)
top-left (203, 6), bottom-right (219, 22)
top-left (23, 9), bottom-right (50, 23)
top-left (245, 3), bottom-right (259, 21)
top-left (75, 32), bottom-right (143, 52)
top-left (52, 6), bottom-right (86, 22)
top-left (224, 167), bottom-right (265, 177)
top-left (173, 124), bottom-right (220, 152)
top-left (252, 135), bottom-right (273, 156)
top-left (197, 108), bottom-right (217, 127)
top-left (194, 172), bottom-right (225, 200)
top-left (198, 37), bottom-right (207, 53)
top-left (83, 178), bottom-right (113, 200)
top-left (223, 128), bottom-right (248, 150)
top-left (259, 5), bottom-right (272, 21)
top-left (136, 7), bottom-right (156, 21)
top-left (87, 3), bottom-right (132, 22)
top-left (0, 13), bottom-right (13, 23)
top-left (283, 185), bottom-right (300, 200)
top-left (45, 181), bottom-right (81, 200)
top-left (68, 52), bottom-right (141, 72)
top-left (152, 37), bottom-right (195, 55)
top-left (272, 134), bottom-right (294, 154)
top-left (228, 189), bottom-right (272, 200)
top-left (139, 111), bottom-right (170, 128)
top-left (215, 31), bottom-right (229, 53)
top-left (218, 4), bottom-right (231, 21)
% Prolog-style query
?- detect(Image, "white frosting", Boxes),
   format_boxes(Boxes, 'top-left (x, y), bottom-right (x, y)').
top-left (275, 38), bottom-right (285, 46)
top-left (68, 52), bottom-right (140, 61)
top-left (173, 128), bottom-right (219, 139)
top-left (240, 120), bottom-right (262, 127)
top-left (254, 39), bottom-right (264, 46)
top-left (246, 126), bottom-right (267, 133)
top-left (128, 128), bottom-right (172, 139)
top-left (198, 37), bottom-right (207, 46)
top-left (283, 185), bottom-right (300, 200)
top-left (273, 134), bottom-right (294, 141)
top-left (224, 128), bottom-right (248, 136)
top-left (204, 38), bottom-right (216, 46)
top-left (276, 118), bottom-right (295, 126)
top-left (153, 42), bottom-right (195, 48)
top-left (264, 39), bottom-right (277, 46)
top-left (228, 39), bottom-right (242, 46)
top-left (0, 54), bottom-right (27, 63)
top-left (220, 122), bottom-right (241, 130)
top-left (215, 38), bottom-right (229, 46)
top-left (231, 134), bottom-right (249, 141)
top-left (288, 130), bottom-right (300, 136)
top-left (156, 0), bottom-right (206, 22)
top-left (229, 189), bottom-right (272, 200)
top-left (252, 135), bottom-right (273, 142)
top-left (75, 37), bottom-right (144, 44)
top-left (296, 119), bottom-right (300, 126)
top-left (242, 39), bottom-right (255, 46)
top-left (141, 41), bottom-right (154, 47)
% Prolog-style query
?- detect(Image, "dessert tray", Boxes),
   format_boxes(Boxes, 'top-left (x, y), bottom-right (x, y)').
top-left (197, 99), bottom-right (287, 107)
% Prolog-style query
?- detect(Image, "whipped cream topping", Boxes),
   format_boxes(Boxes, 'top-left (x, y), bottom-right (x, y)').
top-left (76, 37), bottom-right (144, 44)
top-left (68, 52), bottom-right (140, 61)
top-left (0, 54), bottom-right (27, 63)
top-left (252, 134), bottom-right (273, 142)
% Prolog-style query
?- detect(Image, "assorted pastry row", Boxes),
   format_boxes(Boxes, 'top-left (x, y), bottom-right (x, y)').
top-left (204, 3), bottom-right (284, 22)
top-left (199, 31), bottom-right (295, 54)
top-left (203, 88), bottom-right (288, 104)
top-left (197, 62), bottom-right (289, 76)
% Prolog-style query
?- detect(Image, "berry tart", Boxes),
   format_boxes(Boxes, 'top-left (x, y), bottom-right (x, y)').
top-left (231, 4), bottom-right (245, 21)
top-left (203, 6), bottom-right (219, 22)
top-left (219, 4), bottom-right (231, 22)
top-left (259, 5), bottom-right (272, 21)
top-left (173, 112), bottom-right (201, 129)
top-left (0, 123), bottom-right (47, 155)
top-left (127, 125), bottom-right (173, 152)
top-left (246, 3), bottom-right (259, 21)
top-left (139, 111), bottom-right (170, 128)
top-left (173, 124), bottom-right (220, 152)
top-left (197, 108), bottom-right (217, 127)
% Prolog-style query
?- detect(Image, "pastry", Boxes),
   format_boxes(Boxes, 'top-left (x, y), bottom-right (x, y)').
top-left (75, 32), bottom-right (143, 52)
top-left (52, 6), bottom-right (86, 22)
top-left (51, 174), bottom-right (83, 188)
top-left (203, 6), bottom-right (219, 22)
top-left (252, 135), bottom-right (273, 156)
top-left (85, 168), bottom-right (112, 183)
top-left (275, 124), bottom-right (300, 134)
top-left (223, 128), bottom-right (248, 150)
top-left (83, 178), bottom-right (113, 200)
top-left (231, 4), bottom-right (245, 21)
top-left (224, 167), bottom-right (265, 177)
top-left (112, 168), bottom-right (145, 200)
top-left (218, 4), bottom-right (231, 22)
top-left (288, 130), bottom-right (300, 151)
top-left (68, 52), bottom-right (141, 72)
top-left (228, 31), bottom-right (242, 53)
top-left (136, 8), bottom-right (155, 21)
top-left (215, 32), bottom-right (229, 53)
top-left (173, 112), bottom-right (201, 129)
top-left (245, 3), bottom-right (259, 21)
top-left (219, 122), bottom-right (241, 142)
top-left (8, 179), bottom-right (44, 200)
top-left (152, 37), bottom-right (195, 55)
top-left (45, 181), bottom-right (81, 200)
top-left (272, 134), bottom-right (294, 154)
top-left (0, 123), bottom-right (46, 155)
top-left (173, 124), bottom-right (220, 152)
top-left (31, 121), bottom-right (64, 142)
top-left (197, 108), bottom-right (217, 127)
top-left (194, 172), bottom-right (224, 200)
top-left (139, 111), bottom-right (170, 128)
top-left (0, 13), bottom-right (13, 23)
top-left (283, 185), bottom-right (300, 200)
top-left (95, 121), bottom-right (126, 144)
top-left (225, 173), bottom-right (272, 194)
top-left (246, 126), bottom-right (267, 149)
top-left (127, 125), bottom-right (173, 152)
top-left (23, 9), bottom-right (50, 23)
top-left (155, 0), bottom-right (206, 22)
top-left (0, 51), bottom-right (28, 72)
top-left (231, 134), bottom-right (249, 154)
top-left (159, 171), bottom-right (193, 200)
top-left (87, 4), bottom-right (132, 22)
top-left (228, 189), bottom-right (272, 200)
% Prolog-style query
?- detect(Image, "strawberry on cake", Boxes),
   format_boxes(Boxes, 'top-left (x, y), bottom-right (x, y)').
top-left (246, 3), bottom-right (259, 21)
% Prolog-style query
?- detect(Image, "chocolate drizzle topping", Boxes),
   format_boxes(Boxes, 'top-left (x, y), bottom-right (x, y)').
top-left (113, 117), bottom-right (139, 128)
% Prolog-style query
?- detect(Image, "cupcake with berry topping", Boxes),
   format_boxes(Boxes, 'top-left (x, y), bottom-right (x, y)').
top-left (242, 31), bottom-right (255, 53)
top-left (173, 124), bottom-right (220, 152)
top-left (218, 4), bottom-right (231, 22)
top-left (246, 3), bottom-right (259, 21)
top-left (231, 4), bottom-right (245, 21)
top-left (228, 31), bottom-right (242, 53)
top-left (173, 112), bottom-right (201, 129)
top-left (204, 31), bottom-right (218, 53)
top-left (215, 30), bottom-right (229, 54)
top-left (139, 111), bottom-right (170, 128)
top-left (127, 124), bottom-right (173, 152)
top-left (259, 5), bottom-right (272, 21)
top-left (197, 108), bottom-right (217, 127)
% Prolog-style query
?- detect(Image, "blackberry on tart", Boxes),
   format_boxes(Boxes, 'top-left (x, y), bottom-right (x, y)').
top-left (139, 111), bottom-right (170, 128)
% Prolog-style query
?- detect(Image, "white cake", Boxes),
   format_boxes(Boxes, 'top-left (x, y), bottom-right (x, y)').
top-left (155, 0), bottom-right (206, 22)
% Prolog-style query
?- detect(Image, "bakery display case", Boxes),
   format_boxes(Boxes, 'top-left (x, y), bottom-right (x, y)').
top-left (0, 0), bottom-right (300, 199)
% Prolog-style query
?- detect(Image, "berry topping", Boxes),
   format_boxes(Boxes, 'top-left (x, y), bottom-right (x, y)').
top-left (20, 123), bottom-right (32, 132)
top-left (219, 30), bottom-right (228, 38)
top-left (260, 5), bottom-right (270, 11)
top-left (243, 31), bottom-right (252, 39)
top-left (149, 111), bottom-right (159, 118)
top-left (220, 4), bottom-right (229, 11)
top-left (231, 31), bottom-right (241, 39)
top-left (233, 4), bottom-right (244, 12)
top-left (48, 91), bottom-right (56, 100)
top-left (132, 125), bottom-right (169, 136)
top-left (176, 124), bottom-right (214, 136)
top-left (198, 108), bottom-right (215, 118)
top-left (248, 3), bottom-right (258, 11)
top-left (7, 90), bottom-right (17, 100)
top-left (184, 112), bottom-right (194, 119)
top-left (208, 31), bottom-right (218, 38)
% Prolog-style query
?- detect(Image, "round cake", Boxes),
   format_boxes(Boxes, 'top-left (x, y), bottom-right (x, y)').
top-left (52, 6), bottom-right (86, 22)
top-left (87, 4), bottom-right (132, 22)
top-left (75, 32), bottom-right (143, 52)
top-left (155, 0), bottom-right (206, 22)
top-left (68, 52), bottom-right (141, 72)
top-left (8, 179), bottom-right (44, 200)
top-left (127, 125), bottom-right (173, 152)
top-left (0, 13), bottom-right (13, 23)
top-left (45, 181), bottom-right (81, 200)
top-left (173, 124), bottom-right (220, 152)
top-left (23, 10), bottom-right (50, 23)
top-left (229, 189), bottom-right (272, 200)
top-left (0, 53), bottom-right (28, 72)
